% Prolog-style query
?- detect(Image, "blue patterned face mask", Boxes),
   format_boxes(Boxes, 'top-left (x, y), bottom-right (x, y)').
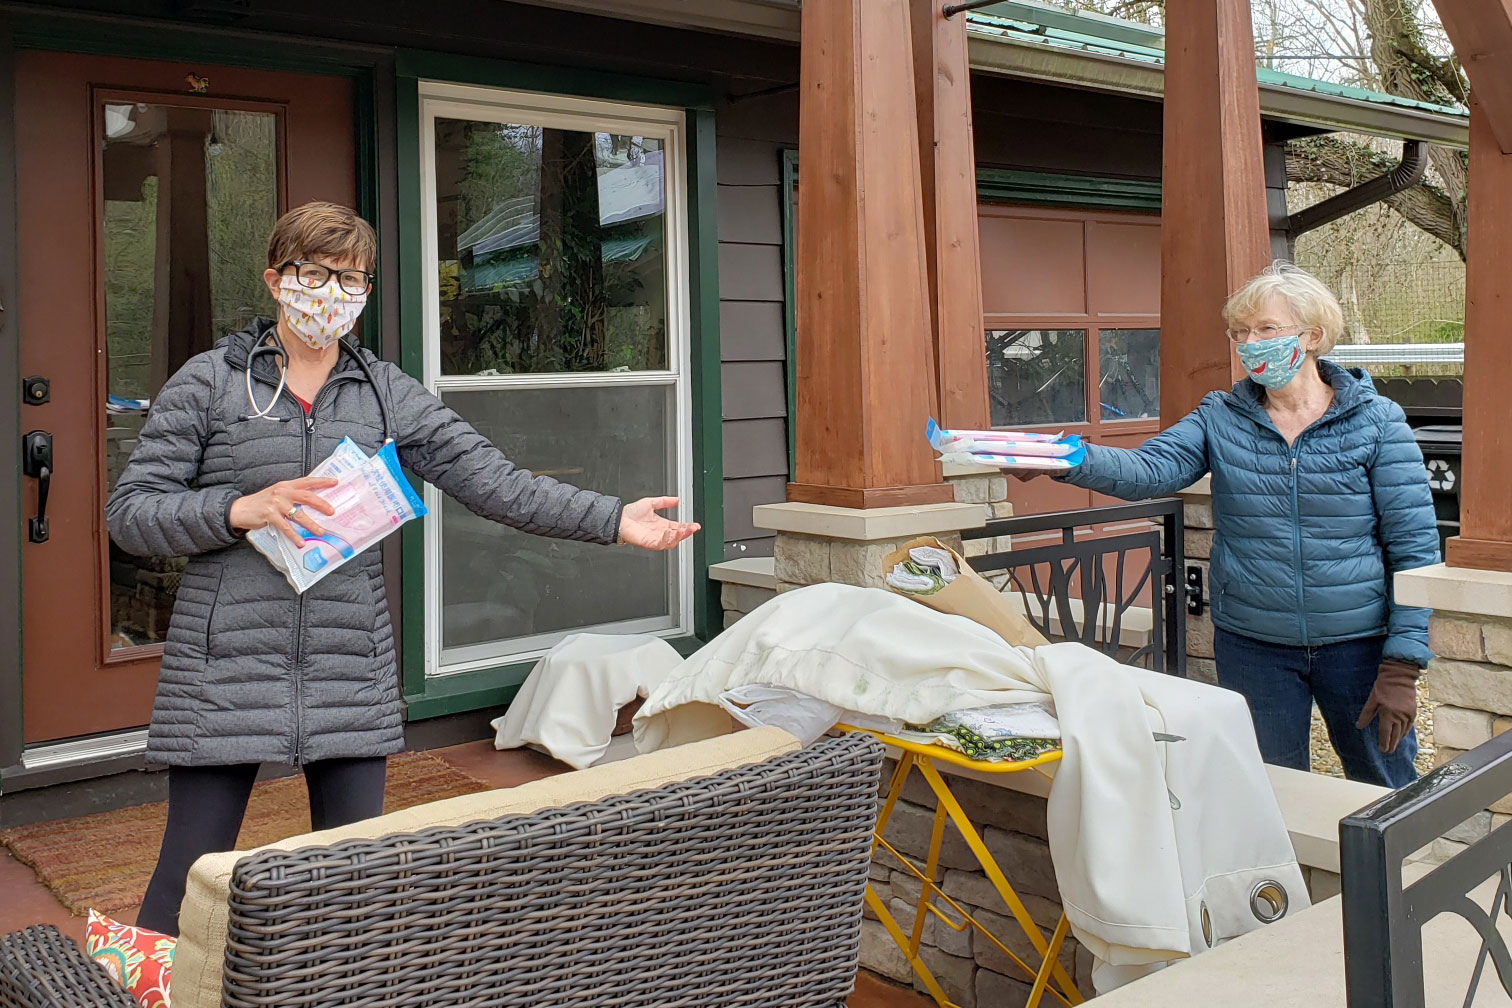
top-left (1234, 332), bottom-right (1307, 389)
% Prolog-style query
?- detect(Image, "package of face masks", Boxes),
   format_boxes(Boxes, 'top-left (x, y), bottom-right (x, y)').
top-left (247, 437), bottom-right (427, 594)
top-left (926, 417), bottom-right (1086, 471)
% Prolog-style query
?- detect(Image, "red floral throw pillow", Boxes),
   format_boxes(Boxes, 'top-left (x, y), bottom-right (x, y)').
top-left (84, 909), bottom-right (174, 1008)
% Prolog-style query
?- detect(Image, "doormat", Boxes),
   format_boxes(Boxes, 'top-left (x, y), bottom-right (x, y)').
top-left (0, 751), bottom-right (491, 916)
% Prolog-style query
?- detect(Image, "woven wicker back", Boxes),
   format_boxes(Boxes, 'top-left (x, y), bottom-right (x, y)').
top-left (219, 732), bottom-right (885, 1007)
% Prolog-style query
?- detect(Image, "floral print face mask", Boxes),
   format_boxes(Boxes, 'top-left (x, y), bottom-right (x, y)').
top-left (277, 274), bottom-right (367, 351)
top-left (1234, 331), bottom-right (1307, 390)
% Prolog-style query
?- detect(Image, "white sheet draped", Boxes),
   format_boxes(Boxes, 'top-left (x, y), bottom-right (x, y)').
top-left (634, 583), bottom-right (1308, 990)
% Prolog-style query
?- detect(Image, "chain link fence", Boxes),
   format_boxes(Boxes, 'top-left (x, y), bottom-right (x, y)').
top-left (1304, 260), bottom-right (1465, 346)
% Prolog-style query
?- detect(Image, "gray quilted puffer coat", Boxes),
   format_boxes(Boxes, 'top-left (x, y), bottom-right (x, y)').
top-left (106, 318), bottom-right (623, 767)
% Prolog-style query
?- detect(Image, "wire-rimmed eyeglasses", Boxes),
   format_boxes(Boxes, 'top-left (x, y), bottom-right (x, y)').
top-left (1225, 324), bottom-right (1311, 344)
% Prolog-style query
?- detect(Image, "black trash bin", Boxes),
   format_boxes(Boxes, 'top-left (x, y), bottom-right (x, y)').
top-left (1413, 424), bottom-right (1462, 558)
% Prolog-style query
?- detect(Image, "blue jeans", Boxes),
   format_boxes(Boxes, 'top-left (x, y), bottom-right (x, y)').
top-left (1212, 626), bottom-right (1418, 789)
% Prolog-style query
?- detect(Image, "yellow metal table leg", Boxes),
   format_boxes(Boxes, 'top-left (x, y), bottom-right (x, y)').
top-left (866, 883), bottom-right (957, 1006)
top-left (862, 742), bottom-right (1084, 1008)
top-left (915, 757), bottom-right (1082, 1005)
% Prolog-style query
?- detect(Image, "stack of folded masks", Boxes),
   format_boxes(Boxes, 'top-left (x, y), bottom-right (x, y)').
top-left (901, 702), bottom-right (1062, 762)
top-left (885, 544), bottom-right (961, 596)
top-left (927, 417), bottom-right (1085, 471)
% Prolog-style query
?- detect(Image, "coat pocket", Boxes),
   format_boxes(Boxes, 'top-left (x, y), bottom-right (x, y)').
top-left (202, 563), bottom-right (226, 659)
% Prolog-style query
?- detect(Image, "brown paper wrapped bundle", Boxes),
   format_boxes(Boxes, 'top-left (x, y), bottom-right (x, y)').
top-left (880, 536), bottom-right (1049, 649)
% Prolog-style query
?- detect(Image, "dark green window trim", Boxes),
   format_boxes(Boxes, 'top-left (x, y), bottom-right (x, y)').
top-left (777, 159), bottom-right (1161, 472)
top-left (976, 168), bottom-right (1162, 212)
top-left (396, 55), bottom-right (721, 716)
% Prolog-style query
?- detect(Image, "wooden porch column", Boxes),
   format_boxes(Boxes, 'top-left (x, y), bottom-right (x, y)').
top-left (1443, 101), bottom-right (1512, 570)
top-left (1430, 0), bottom-right (1512, 571)
top-left (912, 0), bottom-right (990, 430)
top-left (788, 0), bottom-right (954, 509)
top-left (1158, 0), bottom-right (1272, 421)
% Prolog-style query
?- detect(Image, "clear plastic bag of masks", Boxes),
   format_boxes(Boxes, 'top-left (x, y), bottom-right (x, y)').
top-left (247, 437), bottom-right (427, 594)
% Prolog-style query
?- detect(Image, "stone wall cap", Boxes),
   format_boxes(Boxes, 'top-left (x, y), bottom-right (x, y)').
top-left (942, 460), bottom-right (1003, 477)
top-left (1265, 764), bottom-right (1387, 874)
top-left (896, 740), bottom-right (1378, 874)
top-left (1088, 861), bottom-right (1490, 1008)
top-left (753, 501), bottom-right (986, 540)
top-left (1397, 563), bottom-right (1512, 621)
top-left (1178, 475), bottom-right (1212, 496)
top-left (709, 557), bottom-right (777, 590)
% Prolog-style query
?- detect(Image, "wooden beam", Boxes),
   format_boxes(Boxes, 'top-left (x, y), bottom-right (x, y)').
top-left (1445, 99), bottom-right (1512, 572)
top-left (912, 0), bottom-right (990, 430)
top-left (788, 0), bottom-right (954, 508)
top-left (1158, 0), bottom-right (1272, 421)
top-left (1432, 0), bottom-right (1512, 152)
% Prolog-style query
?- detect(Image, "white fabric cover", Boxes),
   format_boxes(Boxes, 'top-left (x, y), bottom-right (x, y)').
top-left (492, 633), bottom-right (681, 769)
top-left (634, 583), bottom-right (1308, 988)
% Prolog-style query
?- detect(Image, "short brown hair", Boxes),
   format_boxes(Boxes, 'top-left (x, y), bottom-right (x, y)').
top-left (267, 201), bottom-right (377, 272)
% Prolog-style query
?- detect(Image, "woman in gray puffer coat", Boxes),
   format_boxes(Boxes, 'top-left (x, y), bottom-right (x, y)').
top-left (107, 202), bottom-right (697, 935)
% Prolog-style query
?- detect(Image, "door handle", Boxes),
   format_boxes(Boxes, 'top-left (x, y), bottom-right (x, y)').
top-left (22, 430), bottom-right (51, 543)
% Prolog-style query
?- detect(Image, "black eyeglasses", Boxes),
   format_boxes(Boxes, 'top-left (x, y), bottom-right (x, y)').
top-left (280, 260), bottom-right (374, 296)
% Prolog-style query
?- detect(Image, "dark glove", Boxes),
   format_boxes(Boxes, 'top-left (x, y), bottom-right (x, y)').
top-left (1355, 659), bottom-right (1422, 754)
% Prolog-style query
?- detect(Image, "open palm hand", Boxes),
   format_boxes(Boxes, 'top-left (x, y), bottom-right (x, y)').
top-left (619, 497), bottom-right (700, 551)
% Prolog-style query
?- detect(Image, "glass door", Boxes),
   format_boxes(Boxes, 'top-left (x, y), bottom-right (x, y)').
top-left (15, 50), bottom-right (355, 745)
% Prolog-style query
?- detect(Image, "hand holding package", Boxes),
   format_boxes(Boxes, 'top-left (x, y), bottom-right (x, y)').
top-left (247, 437), bottom-right (426, 593)
top-left (927, 417), bottom-right (1085, 471)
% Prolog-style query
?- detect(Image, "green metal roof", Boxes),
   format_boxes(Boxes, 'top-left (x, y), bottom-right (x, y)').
top-left (964, 1), bottom-right (1466, 120)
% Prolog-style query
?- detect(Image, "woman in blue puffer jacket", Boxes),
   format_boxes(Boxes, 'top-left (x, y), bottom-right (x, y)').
top-left (1045, 262), bottom-right (1439, 787)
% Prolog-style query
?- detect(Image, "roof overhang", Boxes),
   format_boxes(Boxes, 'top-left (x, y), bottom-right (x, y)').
top-left (501, 0), bottom-right (1469, 148)
top-left (967, 34), bottom-right (1470, 147)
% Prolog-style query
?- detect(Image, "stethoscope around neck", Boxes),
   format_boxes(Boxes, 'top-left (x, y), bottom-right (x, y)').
top-left (242, 330), bottom-right (394, 444)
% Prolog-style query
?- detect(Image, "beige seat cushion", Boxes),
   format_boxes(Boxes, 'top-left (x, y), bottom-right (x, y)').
top-left (171, 726), bottom-right (799, 1008)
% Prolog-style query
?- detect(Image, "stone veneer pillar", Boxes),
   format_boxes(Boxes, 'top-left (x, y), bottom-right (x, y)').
top-left (1176, 476), bottom-right (1220, 685)
top-left (1397, 564), bottom-right (1512, 856)
top-left (754, 464), bottom-right (1010, 595)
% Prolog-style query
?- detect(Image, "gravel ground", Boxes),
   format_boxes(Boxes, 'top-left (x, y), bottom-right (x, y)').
top-left (1308, 676), bottom-right (1437, 778)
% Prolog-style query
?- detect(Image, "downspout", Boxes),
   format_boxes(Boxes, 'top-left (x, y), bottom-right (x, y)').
top-left (1286, 140), bottom-right (1429, 240)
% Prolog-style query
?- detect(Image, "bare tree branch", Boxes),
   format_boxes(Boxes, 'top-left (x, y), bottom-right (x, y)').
top-left (1285, 135), bottom-right (1464, 257)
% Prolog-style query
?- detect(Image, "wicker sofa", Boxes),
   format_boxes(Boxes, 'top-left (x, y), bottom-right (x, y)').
top-left (0, 727), bottom-right (884, 1008)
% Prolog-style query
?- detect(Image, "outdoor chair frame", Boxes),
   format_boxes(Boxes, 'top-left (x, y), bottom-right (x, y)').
top-left (0, 731), bottom-right (885, 1008)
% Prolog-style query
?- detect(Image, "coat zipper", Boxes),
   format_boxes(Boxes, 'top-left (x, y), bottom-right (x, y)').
top-left (1289, 442), bottom-right (1307, 644)
top-left (289, 378), bottom-right (348, 764)
top-left (246, 350), bottom-right (360, 763)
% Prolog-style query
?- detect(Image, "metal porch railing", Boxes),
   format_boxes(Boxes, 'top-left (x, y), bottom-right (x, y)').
top-left (960, 498), bottom-right (1188, 677)
top-left (1341, 730), bottom-right (1512, 1007)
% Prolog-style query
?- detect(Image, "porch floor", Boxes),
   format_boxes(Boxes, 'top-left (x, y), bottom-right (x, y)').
top-left (0, 739), bottom-right (929, 1008)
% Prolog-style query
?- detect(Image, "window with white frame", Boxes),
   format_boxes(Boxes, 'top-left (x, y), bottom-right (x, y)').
top-left (419, 82), bottom-right (693, 676)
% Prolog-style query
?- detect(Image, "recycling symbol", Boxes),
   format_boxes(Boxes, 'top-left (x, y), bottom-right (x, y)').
top-left (1426, 458), bottom-right (1456, 492)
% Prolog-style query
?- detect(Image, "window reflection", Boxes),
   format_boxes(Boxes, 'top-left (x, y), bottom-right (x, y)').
top-left (103, 103), bottom-right (277, 651)
top-left (986, 329), bottom-right (1087, 428)
top-left (433, 120), bottom-right (669, 375)
top-left (1098, 328), bottom-right (1160, 421)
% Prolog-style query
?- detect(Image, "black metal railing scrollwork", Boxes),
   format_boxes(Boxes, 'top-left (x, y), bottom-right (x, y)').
top-left (960, 499), bottom-right (1187, 677)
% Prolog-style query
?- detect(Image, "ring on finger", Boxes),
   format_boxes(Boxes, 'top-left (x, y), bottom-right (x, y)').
top-left (286, 505), bottom-right (299, 517)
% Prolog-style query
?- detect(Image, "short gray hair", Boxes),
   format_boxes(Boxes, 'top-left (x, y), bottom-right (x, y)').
top-left (1222, 261), bottom-right (1344, 356)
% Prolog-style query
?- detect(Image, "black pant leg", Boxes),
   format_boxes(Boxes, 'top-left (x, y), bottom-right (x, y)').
top-left (303, 756), bottom-right (387, 831)
top-left (136, 763), bottom-right (259, 936)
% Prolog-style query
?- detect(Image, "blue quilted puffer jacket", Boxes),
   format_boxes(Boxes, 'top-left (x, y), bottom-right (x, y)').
top-left (1061, 360), bottom-right (1439, 667)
